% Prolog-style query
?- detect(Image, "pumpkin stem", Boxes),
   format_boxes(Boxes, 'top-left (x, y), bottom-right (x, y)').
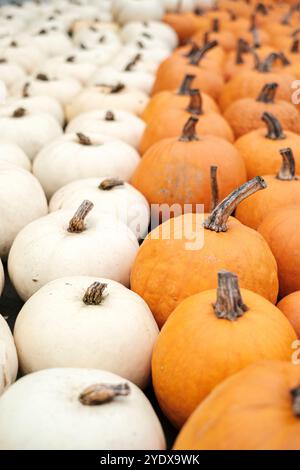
top-left (66, 55), bottom-right (75, 63)
top-left (256, 52), bottom-right (279, 72)
top-left (255, 2), bottom-right (268, 15)
top-left (277, 148), bottom-right (297, 181)
top-left (210, 166), bottom-right (219, 211)
top-left (256, 83), bottom-right (278, 103)
top-left (23, 82), bottom-right (30, 97)
top-left (204, 177), bottom-right (267, 232)
top-left (277, 52), bottom-right (290, 66)
top-left (227, 9), bottom-right (237, 21)
top-left (203, 31), bottom-right (209, 46)
top-left (281, 5), bottom-right (296, 25)
top-left (291, 385), bottom-right (300, 417)
top-left (291, 38), bottom-right (300, 53)
top-left (79, 383), bottom-right (130, 406)
top-left (0, 58), bottom-right (7, 63)
top-left (189, 40), bottom-right (218, 66)
top-left (123, 53), bottom-right (141, 72)
top-left (235, 39), bottom-right (249, 65)
top-left (67, 200), bottom-right (94, 233)
top-left (249, 15), bottom-right (260, 48)
top-left (262, 112), bottom-right (285, 140)
top-left (186, 89), bottom-right (203, 115)
top-left (212, 18), bottom-right (219, 33)
top-left (36, 73), bottom-right (49, 81)
top-left (12, 107), bottom-right (26, 118)
top-left (178, 74), bottom-right (195, 95)
top-left (183, 42), bottom-right (199, 58)
top-left (214, 270), bottom-right (248, 321)
top-left (83, 282), bottom-right (107, 305)
top-left (105, 110), bottom-right (115, 121)
top-left (179, 117), bottom-right (199, 142)
top-left (99, 178), bottom-right (124, 190)
top-left (77, 133), bottom-right (92, 146)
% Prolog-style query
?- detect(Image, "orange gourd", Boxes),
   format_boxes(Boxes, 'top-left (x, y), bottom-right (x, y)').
top-left (174, 361), bottom-right (300, 449)
top-left (234, 112), bottom-right (300, 179)
top-left (193, 18), bottom-right (236, 52)
top-left (277, 292), bottom-right (300, 338)
top-left (132, 117), bottom-right (246, 214)
top-left (163, 12), bottom-right (207, 43)
top-left (175, 39), bottom-right (225, 69)
top-left (131, 177), bottom-right (279, 328)
top-left (152, 271), bottom-right (295, 428)
top-left (224, 41), bottom-right (274, 81)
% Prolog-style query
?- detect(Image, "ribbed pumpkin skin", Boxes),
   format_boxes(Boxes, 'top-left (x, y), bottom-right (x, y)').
top-left (277, 292), bottom-right (300, 338)
top-left (152, 293), bottom-right (296, 428)
top-left (130, 214), bottom-right (279, 328)
top-left (174, 361), bottom-right (300, 450)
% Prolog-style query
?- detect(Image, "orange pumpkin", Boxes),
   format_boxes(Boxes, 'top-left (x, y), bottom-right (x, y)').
top-left (234, 112), bottom-right (300, 179)
top-left (163, 12), bottom-right (209, 43)
top-left (224, 83), bottom-right (300, 138)
top-left (224, 41), bottom-right (274, 81)
top-left (238, 15), bottom-right (271, 48)
top-left (174, 360), bottom-right (300, 449)
top-left (131, 177), bottom-right (279, 328)
top-left (132, 117), bottom-right (246, 215)
top-left (277, 292), bottom-right (300, 338)
top-left (140, 90), bottom-right (234, 153)
top-left (258, 205), bottom-right (300, 298)
top-left (236, 148), bottom-right (300, 229)
top-left (152, 271), bottom-right (295, 428)
top-left (176, 39), bottom-right (225, 68)
top-left (193, 18), bottom-right (236, 52)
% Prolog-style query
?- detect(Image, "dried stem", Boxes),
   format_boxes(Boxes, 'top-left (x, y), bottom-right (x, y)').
top-left (189, 40), bottom-right (218, 66)
top-left (186, 89), bottom-right (203, 115)
top-left (83, 282), bottom-right (107, 305)
top-left (210, 166), bottom-right (219, 211)
top-left (262, 112), bottom-right (285, 140)
top-left (214, 270), bottom-right (248, 321)
top-left (12, 107), bottom-right (26, 118)
top-left (178, 74), bottom-right (195, 95)
top-left (77, 133), bottom-right (92, 146)
top-left (291, 385), bottom-right (300, 417)
top-left (179, 117), bottom-right (199, 142)
top-left (105, 110), bottom-right (115, 121)
top-left (256, 83), bottom-right (278, 103)
top-left (99, 178), bottom-right (124, 190)
top-left (79, 383), bottom-right (130, 406)
top-left (277, 148), bottom-right (297, 181)
top-left (67, 200), bottom-right (94, 233)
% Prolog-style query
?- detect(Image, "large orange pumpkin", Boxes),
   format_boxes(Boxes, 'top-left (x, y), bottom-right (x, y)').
top-left (131, 177), bottom-right (279, 328)
top-left (192, 18), bottom-right (236, 52)
top-left (277, 292), bottom-right (300, 338)
top-left (163, 12), bottom-right (210, 43)
top-left (152, 272), bottom-right (296, 428)
top-left (174, 360), bottom-right (300, 449)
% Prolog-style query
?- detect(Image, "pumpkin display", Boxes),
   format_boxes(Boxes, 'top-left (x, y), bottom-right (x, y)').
top-left (0, 142), bottom-right (30, 171)
top-left (0, 368), bottom-right (166, 450)
top-left (112, 0), bottom-right (165, 25)
top-left (235, 112), bottom-right (300, 178)
top-left (0, 314), bottom-right (18, 395)
top-left (132, 117), bottom-right (246, 214)
top-left (131, 177), bottom-right (279, 328)
top-left (120, 20), bottom-right (178, 50)
top-left (277, 292), bottom-right (300, 338)
top-left (174, 360), bottom-right (300, 450)
top-left (152, 271), bottom-right (296, 427)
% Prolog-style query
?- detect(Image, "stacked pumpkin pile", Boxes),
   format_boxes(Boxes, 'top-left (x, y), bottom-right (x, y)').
top-left (0, 0), bottom-right (300, 451)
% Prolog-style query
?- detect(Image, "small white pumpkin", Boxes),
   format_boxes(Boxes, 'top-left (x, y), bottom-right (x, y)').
top-left (0, 106), bottom-right (62, 161)
top-left (1, 41), bottom-right (44, 74)
top-left (8, 200), bottom-right (139, 301)
top-left (65, 84), bottom-right (148, 121)
top-left (72, 28), bottom-right (121, 54)
top-left (0, 59), bottom-right (26, 94)
top-left (112, 0), bottom-right (165, 25)
top-left (66, 110), bottom-right (145, 149)
top-left (0, 142), bottom-right (31, 171)
top-left (0, 368), bottom-right (166, 450)
top-left (14, 276), bottom-right (158, 388)
top-left (30, 29), bottom-right (73, 57)
top-left (120, 21), bottom-right (178, 50)
top-left (6, 95), bottom-right (64, 126)
top-left (111, 44), bottom-right (170, 74)
top-left (0, 314), bottom-right (18, 396)
top-left (162, 0), bottom-right (196, 12)
top-left (33, 133), bottom-right (140, 198)
top-left (49, 177), bottom-right (149, 239)
top-left (37, 54), bottom-right (98, 85)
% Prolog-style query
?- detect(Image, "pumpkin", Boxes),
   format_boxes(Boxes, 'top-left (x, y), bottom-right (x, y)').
top-left (66, 110), bottom-right (145, 149)
top-left (224, 83), bottom-right (300, 138)
top-left (175, 39), bottom-right (225, 71)
top-left (14, 276), bottom-right (158, 388)
top-left (0, 368), bottom-right (166, 450)
top-left (111, 44), bottom-right (170, 75)
top-left (236, 148), bottom-right (300, 229)
top-left (152, 271), bottom-right (296, 428)
top-left (235, 112), bottom-right (300, 179)
top-left (0, 106), bottom-right (62, 161)
top-left (30, 28), bottom-right (73, 57)
top-left (8, 200), bottom-right (139, 301)
top-left (6, 95), bottom-right (64, 126)
top-left (0, 314), bottom-right (18, 395)
top-left (163, 12), bottom-right (209, 43)
top-left (0, 59), bottom-right (26, 95)
top-left (1, 41), bottom-right (44, 74)
top-left (277, 292), bottom-right (300, 338)
top-left (131, 177), bottom-right (279, 328)
top-left (33, 133), bottom-right (140, 199)
top-left (258, 206), bottom-right (300, 298)
top-left (0, 142), bottom-right (30, 171)
top-left (193, 18), bottom-right (236, 52)
top-left (72, 29), bottom-right (121, 56)
top-left (112, 0), bottom-right (164, 25)
top-left (162, 0), bottom-right (196, 12)
top-left (37, 54), bottom-right (98, 86)
top-left (174, 360), bottom-right (300, 450)
top-left (120, 20), bottom-right (178, 50)
top-left (133, 116), bottom-right (246, 215)
top-left (224, 41), bottom-right (274, 81)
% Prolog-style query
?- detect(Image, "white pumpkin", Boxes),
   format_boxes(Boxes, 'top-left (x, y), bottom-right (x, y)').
top-left (33, 133), bottom-right (140, 198)
top-left (0, 163), bottom-right (47, 258)
top-left (112, 0), bottom-right (165, 25)
top-left (6, 95), bottom-right (64, 126)
top-left (66, 110), bottom-right (145, 149)
top-left (0, 142), bottom-right (31, 171)
top-left (120, 21), bottom-right (178, 50)
top-left (0, 368), bottom-right (166, 450)
top-left (8, 200), bottom-right (139, 300)
top-left (0, 106), bottom-right (62, 161)
top-left (0, 314), bottom-right (18, 396)
top-left (71, 19), bottom-right (117, 35)
top-left (49, 177), bottom-right (149, 239)
top-left (30, 29), bottom-right (73, 57)
top-left (72, 28), bottom-right (121, 54)
top-left (111, 44), bottom-right (170, 74)
top-left (65, 84), bottom-right (148, 121)
top-left (1, 42), bottom-right (44, 74)
top-left (14, 276), bottom-right (158, 387)
top-left (37, 55), bottom-right (98, 85)
top-left (0, 59), bottom-right (26, 94)
top-left (162, 0), bottom-right (196, 12)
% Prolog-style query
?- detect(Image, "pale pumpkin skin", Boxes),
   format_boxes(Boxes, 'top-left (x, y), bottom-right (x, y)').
top-left (0, 368), bottom-right (166, 450)
top-left (0, 61), bottom-right (26, 94)
top-left (0, 142), bottom-right (31, 171)
top-left (174, 361), bottom-right (300, 450)
top-left (152, 290), bottom-right (297, 428)
top-left (37, 56), bottom-right (98, 86)
top-left (33, 133), bottom-right (140, 199)
top-left (1, 43), bottom-right (44, 75)
top-left (120, 21), bottom-right (178, 50)
top-left (88, 66), bottom-right (155, 95)
top-left (112, 0), bottom-right (164, 25)
top-left (6, 95), bottom-right (64, 126)
top-left (0, 314), bottom-right (18, 396)
top-left (0, 163), bottom-right (48, 258)
top-left (49, 177), bottom-right (150, 240)
top-left (14, 276), bottom-right (159, 388)
top-left (111, 45), bottom-right (169, 75)
top-left (8, 207), bottom-right (139, 301)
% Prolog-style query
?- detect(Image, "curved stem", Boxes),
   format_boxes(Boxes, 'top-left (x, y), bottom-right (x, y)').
top-left (214, 271), bottom-right (248, 321)
top-left (183, 42), bottom-right (199, 58)
top-left (256, 83), bottom-right (278, 103)
top-left (278, 52), bottom-right (290, 66)
top-left (105, 110), bottom-right (115, 121)
top-left (189, 40), bottom-right (218, 66)
top-left (67, 200), bottom-right (94, 233)
top-left (178, 74), bottom-right (195, 96)
top-left (291, 385), bottom-right (300, 417)
top-left (99, 178), bottom-right (124, 190)
top-left (179, 117), bottom-right (199, 142)
top-left (257, 52), bottom-right (279, 72)
top-left (77, 133), bottom-right (92, 146)
top-left (277, 148), bottom-right (296, 181)
top-left (210, 166), bottom-right (219, 212)
top-left (186, 89), bottom-right (203, 115)
top-left (79, 383), bottom-right (130, 406)
top-left (124, 53), bottom-right (141, 72)
top-left (204, 177), bottom-right (267, 232)
top-left (12, 107), bottom-right (26, 118)
top-left (83, 282), bottom-right (107, 305)
top-left (262, 112), bottom-right (285, 140)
